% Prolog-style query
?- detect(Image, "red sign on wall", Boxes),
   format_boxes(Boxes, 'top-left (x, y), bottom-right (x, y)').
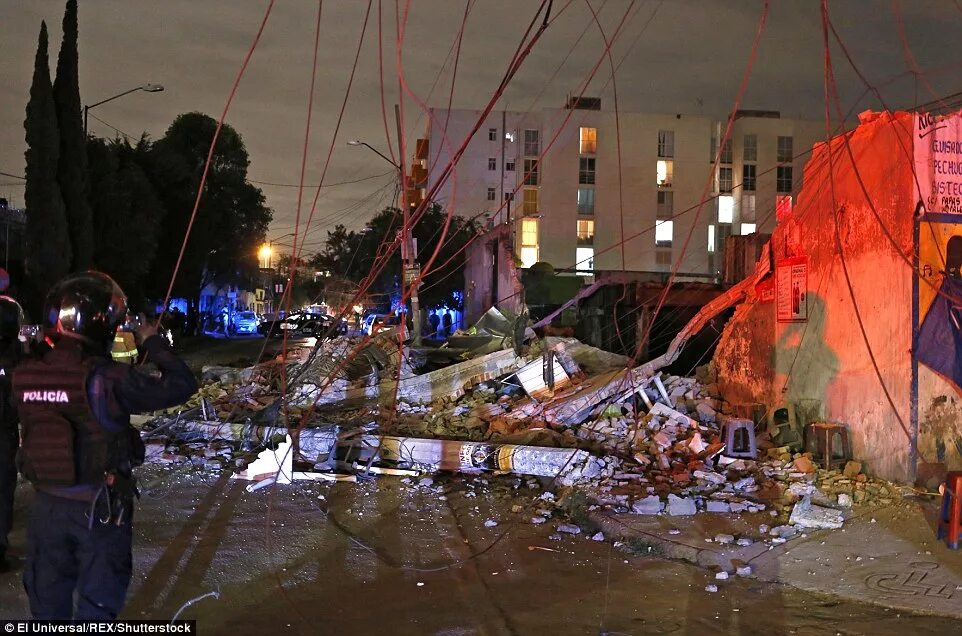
top-left (776, 256), bottom-right (808, 323)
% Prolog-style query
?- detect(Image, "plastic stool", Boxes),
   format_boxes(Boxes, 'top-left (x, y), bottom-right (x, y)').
top-left (805, 422), bottom-right (852, 470)
top-left (721, 419), bottom-right (757, 459)
top-left (937, 472), bottom-right (962, 550)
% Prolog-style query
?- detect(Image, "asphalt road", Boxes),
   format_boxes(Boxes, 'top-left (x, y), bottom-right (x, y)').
top-left (0, 467), bottom-right (958, 634)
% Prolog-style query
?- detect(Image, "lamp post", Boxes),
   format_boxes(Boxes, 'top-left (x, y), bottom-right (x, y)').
top-left (83, 83), bottom-right (164, 137)
top-left (347, 132), bottom-right (423, 346)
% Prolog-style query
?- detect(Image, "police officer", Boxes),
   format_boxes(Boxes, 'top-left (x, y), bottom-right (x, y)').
top-left (15, 272), bottom-right (197, 619)
top-left (0, 295), bottom-right (23, 572)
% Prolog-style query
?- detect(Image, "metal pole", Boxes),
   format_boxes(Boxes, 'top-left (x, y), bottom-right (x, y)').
top-left (395, 104), bottom-right (422, 346)
top-left (83, 106), bottom-right (89, 138)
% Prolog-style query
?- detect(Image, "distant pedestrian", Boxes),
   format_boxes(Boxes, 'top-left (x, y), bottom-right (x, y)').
top-left (428, 310), bottom-right (440, 338)
top-left (441, 311), bottom-right (453, 337)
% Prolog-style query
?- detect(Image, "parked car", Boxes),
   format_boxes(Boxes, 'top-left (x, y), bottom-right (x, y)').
top-left (363, 313), bottom-right (408, 336)
top-left (231, 311), bottom-right (260, 336)
top-left (260, 312), bottom-right (346, 339)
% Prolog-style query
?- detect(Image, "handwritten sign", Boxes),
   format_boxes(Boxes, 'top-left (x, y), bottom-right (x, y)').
top-left (915, 112), bottom-right (962, 214)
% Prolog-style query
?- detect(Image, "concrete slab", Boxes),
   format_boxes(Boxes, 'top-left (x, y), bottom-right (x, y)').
top-left (752, 503), bottom-right (962, 618)
top-left (594, 499), bottom-right (962, 619)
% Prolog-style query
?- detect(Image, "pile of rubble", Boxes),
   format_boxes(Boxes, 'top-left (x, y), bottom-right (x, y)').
top-left (139, 309), bottom-right (910, 540)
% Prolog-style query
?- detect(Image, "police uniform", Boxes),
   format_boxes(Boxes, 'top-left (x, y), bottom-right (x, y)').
top-left (15, 272), bottom-right (197, 620)
top-left (0, 295), bottom-right (24, 571)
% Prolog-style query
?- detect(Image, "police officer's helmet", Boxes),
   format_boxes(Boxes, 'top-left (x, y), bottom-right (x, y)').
top-left (0, 295), bottom-right (23, 344)
top-left (43, 271), bottom-right (128, 351)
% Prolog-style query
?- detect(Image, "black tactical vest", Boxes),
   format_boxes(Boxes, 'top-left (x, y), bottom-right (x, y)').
top-left (14, 348), bottom-right (135, 487)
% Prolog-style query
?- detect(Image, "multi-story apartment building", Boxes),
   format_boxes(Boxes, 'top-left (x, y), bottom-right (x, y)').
top-left (414, 100), bottom-right (823, 279)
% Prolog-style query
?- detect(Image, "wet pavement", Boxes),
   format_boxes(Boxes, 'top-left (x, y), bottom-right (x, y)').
top-left (1, 466), bottom-right (959, 634)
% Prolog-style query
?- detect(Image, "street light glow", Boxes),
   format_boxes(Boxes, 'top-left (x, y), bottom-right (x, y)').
top-left (346, 140), bottom-right (362, 146)
top-left (141, 83), bottom-right (164, 93)
top-left (258, 244), bottom-right (272, 261)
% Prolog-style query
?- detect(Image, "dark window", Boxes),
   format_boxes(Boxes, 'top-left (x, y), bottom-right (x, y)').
top-left (486, 187), bottom-right (496, 201)
top-left (505, 161), bottom-right (515, 171)
top-left (504, 191), bottom-right (514, 202)
top-left (777, 136), bottom-right (793, 163)
top-left (742, 164), bottom-right (756, 191)
top-left (524, 129), bottom-right (540, 156)
top-left (719, 167), bottom-right (733, 193)
top-left (720, 139), bottom-right (732, 164)
top-left (777, 166), bottom-right (793, 193)
top-left (487, 158), bottom-right (496, 171)
top-left (657, 191), bottom-right (673, 219)
top-left (488, 128), bottom-right (497, 141)
top-left (657, 130), bottom-right (674, 158)
top-left (579, 157), bottom-right (596, 185)
top-left (523, 158), bottom-right (539, 186)
top-left (577, 188), bottom-right (594, 215)
top-left (743, 134), bottom-right (757, 162)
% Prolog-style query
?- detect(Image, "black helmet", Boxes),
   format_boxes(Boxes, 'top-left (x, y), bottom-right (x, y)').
top-left (43, 271), bottom-right (128, 351)
top-left (0, 295), bottom-right (23, 344)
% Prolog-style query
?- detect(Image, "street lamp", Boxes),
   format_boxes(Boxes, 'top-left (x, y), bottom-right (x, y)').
top-left (84, 83), bottom-right (164, 137)
top-left (347, 135), bottom-right (424, 346)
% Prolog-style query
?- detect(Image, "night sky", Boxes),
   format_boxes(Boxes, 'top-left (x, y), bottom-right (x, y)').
top-left (0, 1), bottom-right (957, 255)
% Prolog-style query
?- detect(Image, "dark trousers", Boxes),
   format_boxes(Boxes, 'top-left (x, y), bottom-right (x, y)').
top-left (23, 491), bottom-right (133, 620)
top-left (0, 426), bottom-right (16, 553)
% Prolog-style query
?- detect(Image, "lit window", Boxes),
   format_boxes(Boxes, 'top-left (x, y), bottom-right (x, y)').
top-left (718, 195), bottom-right (734, 223)
top-left (505, 161), bottom-right (515, 171)
top-left (740, 223), bottom-right (756, 235)
top-left (523, 188), bottom-right (538, 214)
top-left (524, 129), bottom-right (540, 156)
top-left (486, 187), bottom-right (496, 201)
top-left (505, 131), bottom-right (516, 142)
top-left (657, 191), bottom-right (673, 219)
top-left (777, 136), bottom-right (793, 163)
top-left (487, 158), bottom-right (496, 171)
top-left (523, 158), bottom-right (539, 186)
top-left (579, 127), bottom-right (597, 154)
top-left (777, 165), bottom-right (793, 193)
top-left (776, 194), bottom-right (793, 222)
top-left (579, 157), bottom-right (596, 185)
top-left (655, 220), bottom-right (673, 247)
top-left (741, 193), bottom-right (756, 222)
top-left (743, 134), bottom-right (757, 162)
top-left (576, 247), bottom-right (594, 273)
top-left (708, 225), bottom-right (716, 253)
top-left (719, 167), bottom-right (733, 193)
top-left (658, 130), bottom-right (674, 158)
top-left (521, 218), bottom-right (539, 268)
top-left (577, 188), bottom-right (595, 215)
top-left (520, 247), bottom-right (538, 268)
top-left (577, 219), bottom-right (594, 245)
top-left (488, 128), bottom-right (497, 141)
top-left (656, 160), bottom-right (673, 188)
top-left (742, 164), bottom-right (756, 191)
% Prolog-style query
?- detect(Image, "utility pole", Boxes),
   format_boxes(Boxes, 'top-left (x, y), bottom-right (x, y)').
top-left (395, 104), bottom-right (422, 346)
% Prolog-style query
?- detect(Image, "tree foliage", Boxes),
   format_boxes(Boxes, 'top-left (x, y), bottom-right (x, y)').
top-left (86, 136), bottom-right (164, 307)
top-left (313, 204), bottom-right (481, 310)
top-left (24, 21), bottom-right (71, 310)
top-left (143, 112), bottom-right (271, 302)
top-left (52, 0), bottom-right (93, 270)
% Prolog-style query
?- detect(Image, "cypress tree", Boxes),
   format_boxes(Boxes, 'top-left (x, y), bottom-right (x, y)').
top-left (53, 0), bottom-right (93, 270)
top-left (24, 21), bottom-right (72, 305)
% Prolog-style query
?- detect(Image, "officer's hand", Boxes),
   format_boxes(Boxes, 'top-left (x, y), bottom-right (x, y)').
top-left (134, 313), bottom-right (158, 345)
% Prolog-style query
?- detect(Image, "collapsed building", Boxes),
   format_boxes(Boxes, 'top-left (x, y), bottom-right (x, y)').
top-left (713, 109), bottom-right (962, 486)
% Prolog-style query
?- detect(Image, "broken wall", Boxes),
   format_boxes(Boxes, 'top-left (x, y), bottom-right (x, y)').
top-left (714, 112), bottom-right (916, 482)
top-left (464, 224), bottom-right (523, 326)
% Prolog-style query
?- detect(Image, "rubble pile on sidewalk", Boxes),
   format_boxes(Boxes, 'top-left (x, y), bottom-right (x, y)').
top-left (140, 309), bottom-right (911, 537)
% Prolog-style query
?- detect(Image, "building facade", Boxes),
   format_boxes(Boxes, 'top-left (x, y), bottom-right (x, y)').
top-left (417, 102), bottom-right (822, 279)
